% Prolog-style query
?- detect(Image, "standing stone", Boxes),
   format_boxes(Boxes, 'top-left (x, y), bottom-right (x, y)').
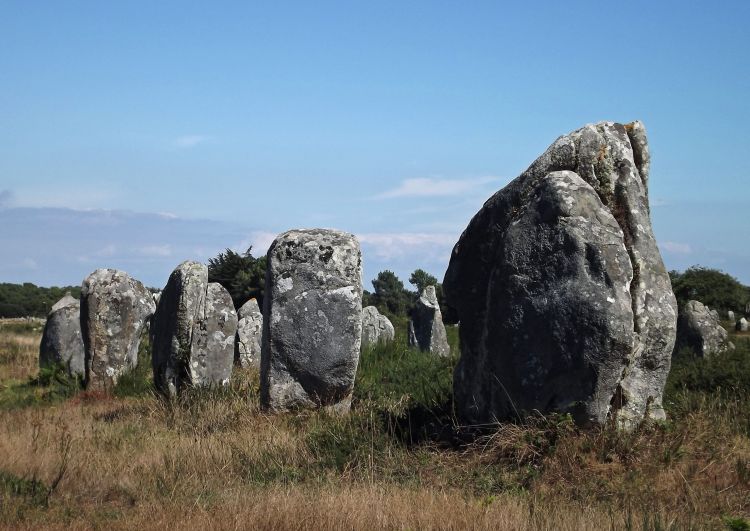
top-left (261, 229), bottom-right (362, 413)
top-left (738, 318), bottom-right (749, 332)
top-left (361, 306), bottom-right (395, 347)
top-left (675, 300), bottom-right (733, 357)
top-left (39, 293), bottom-right (85, 377)
top-left (728, 310), bottom-right (735, 322)
top-left (151, 261), bottom-right (237, 395)
top-left (709, 308), bottom-right (720, 321)
top-left (444, 121), bottom-right (677, 429)
top-left (408, 286), bottom-right (450, 357)
top-left (235, 298), bottom-right (263, 368)
top-left (80, 269), bottom-right (155, 389)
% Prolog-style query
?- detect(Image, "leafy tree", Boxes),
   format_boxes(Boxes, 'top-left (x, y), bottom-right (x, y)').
top-left (409, 269), bottom-right (438, 294)
top-left (670, 266), bottom-right (750, 313)
top-left (0, 283), bottom-right (82, 318)
top-left (207, 247), bottom-right (266, 310)
top-left (371, 270), bottom-right (411, 316)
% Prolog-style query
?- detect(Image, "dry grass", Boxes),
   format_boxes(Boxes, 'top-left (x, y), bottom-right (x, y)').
top-left (0, 323), bottom-right (748, 529)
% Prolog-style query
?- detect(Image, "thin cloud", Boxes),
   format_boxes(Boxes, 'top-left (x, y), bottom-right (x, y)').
top-left (375, 176), bottom-right (502, 199)
top-left (358, 232), bottom-right (457, 261)
top-left (173, 135), bottom-right (210, 148)
top-left (661, 241), bottom-right (692, 255)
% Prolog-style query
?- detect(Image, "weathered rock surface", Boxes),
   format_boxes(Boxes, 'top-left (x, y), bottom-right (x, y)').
top-left (235, 298), bottom-right (263, 368)
top-left (261, 229), bottom-right (362, 413)
top-left (444, 121), bottom-right (677, 429)
top-left (361, 306), bottom-right (395, 347)
top-left (81, 269), bottom-right (155, 389)
top-left (675, 300), bottom-right (733, 357)
top-left (738, 318), bottom-right (749, 332)
top-left (408, 286), bottom-right (450, 357)
top-left (151, 261), bottom-right (237, 394)
top-left (39, 293), bottom-right (85, 377)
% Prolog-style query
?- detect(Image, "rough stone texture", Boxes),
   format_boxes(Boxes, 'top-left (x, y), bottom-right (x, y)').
top-left (151, 261), bottom-right (237, 394)
top-left (80, 269), bottom-right (155, 389)
top-left (361, 306), bottom-right (395, 347)
top-left (444, 121), bottom-right (677, 429)
top-left (190, 282), bottom-right (237, 387)
top-left (728, 310), bottom-right (735, 322)
top-left (738, 318), bottom-right (749, 332)
top-left (235, 298), bottom-right (263, 368)
top-left (675, 300), bottom-right (734, 357)
top-left (39, 293), bottom-right (85, 377)
top-left (709, 308), bottom-right (720, 321)
top-left (408, 286), bottom-right (450, 357)
top-left (261, 229), bottom-right (362, 413)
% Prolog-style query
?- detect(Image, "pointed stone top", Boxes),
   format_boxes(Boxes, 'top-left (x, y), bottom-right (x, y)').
top-left (51, 293), bottom-right (79, 313)
top-left (419, 285), bottom-right (439, 309)
top-left (238, 297), bottom-right (261, 320)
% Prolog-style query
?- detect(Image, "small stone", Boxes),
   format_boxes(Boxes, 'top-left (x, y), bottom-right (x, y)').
top-left (39, 293), bottom-right (84, 377)
top-left (408, 286), bottom-right (450, 357)
top-left (236, 298), bottom-right (263, 368)
top-left (675, 300), bottom-right (734, 357)
top-left (361, 306), bottom-right (395, 347)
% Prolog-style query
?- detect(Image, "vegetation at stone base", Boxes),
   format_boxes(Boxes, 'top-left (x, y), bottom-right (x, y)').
top-left (0, 320), bottom-right (748, 528)
top-left (207, 247), bottom-right (267, 310)
top-left (670, 266), bottom-right (750, 313)
top-left (0, 283), bottom-right (81, 318)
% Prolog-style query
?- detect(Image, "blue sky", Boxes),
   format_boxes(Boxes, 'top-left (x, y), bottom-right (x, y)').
top-left (1, 1), bottom-right (749, 288)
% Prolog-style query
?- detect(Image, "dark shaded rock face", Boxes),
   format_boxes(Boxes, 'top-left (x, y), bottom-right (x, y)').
top-left (261, 229), bottom-right (362, 413)
top-left (152, 261), bottom-right (237, 395)
top-left (408, 286), bottom-right (450, 357)
top-left (80, 269), bottom-right (155, 389)
top-left (675, 300), bottom-right (733, 357)
top-left (361, 306), bottom-right (395, 347)
top-left (444, 121), bottom-right (677, 429)
top-left (236, 298), bottom-right (263, 368)
top-left (39, 293), bottom-right (85, 377)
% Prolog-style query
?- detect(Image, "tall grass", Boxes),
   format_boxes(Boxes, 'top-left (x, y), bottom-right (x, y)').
top-left (0, 318), bottom-right (748, 528)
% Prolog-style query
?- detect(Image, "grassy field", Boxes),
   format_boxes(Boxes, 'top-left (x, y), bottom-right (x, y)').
top-left (0, 317), bottom-right (748, 530)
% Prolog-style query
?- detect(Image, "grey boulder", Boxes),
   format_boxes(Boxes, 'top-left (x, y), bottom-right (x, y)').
top-left (675, 300), bottom-right (733, 357)
top-left (444, 121), bottom-right (677, 429)
top-left (236, 298), bottom-right (263, 368)
top-left (152, 261), bottom-right (237, 395)
top-left (727, 310), bottom-right (735, 322)
top-left (80, 269), bottom-right (155, 389)
top-left (408, 286), bottom-right (450, 357)
top-left (738, 318), bottom-right (749, 332)
top-left (39, 293), bottom-right (85, 377)
top-left (261, 229), bottom-right (363, 413)
top-left (361, 306), bottom-right (395, 347)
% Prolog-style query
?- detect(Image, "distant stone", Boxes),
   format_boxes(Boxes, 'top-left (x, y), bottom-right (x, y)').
top-left (151, 261), bottom-right (237, 395)
top-left (80, 269), bottom-right (155, 389)
top-left (361, 306), bottom-right (395, 347)
top-left (236, 298), bottom-right (263, 368)
top-left (261, 229), bottom-right (362, 413)
top-left (153, 291), bottom-right (162, 306)
top-left (675, 300), bottom-right (733, 357)
top-left (709, 308), bottom-right (720, 321)
top-left (408, 286), bottom-right (450, 357)
top-left (39, 293), bottom-right (84, 377)
top-left (738, 318), bottom-right (749, 332)
top-left (444, 121), bottom-right (677, 429)
top-left (728, 310), bottom-right (735, 322)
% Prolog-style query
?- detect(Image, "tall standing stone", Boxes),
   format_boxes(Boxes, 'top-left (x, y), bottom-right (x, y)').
top-left (361, 306), bottom-right (395, 347)
top-left (408, 286), bottom-right (450, 357)
top-left (261, 229), bottom-right (362, 413)
top-left (151, 261), bottom-right (237, 395)
top-left (444, 121), bottom-right (677, 429)
top-left (39, 293), bottom-right (85, 377)
top-left (80, 269), bottom-right (155, 389)
top-left (728, 310), bottom-right (735, 322)
top-left (675, 300), bottom-right (733, 357)
top-left (236, 298), bottom-right (263, 368)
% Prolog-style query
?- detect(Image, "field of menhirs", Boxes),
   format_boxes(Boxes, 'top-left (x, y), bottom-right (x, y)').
top-left (0, 316), bottom-right (748, 530)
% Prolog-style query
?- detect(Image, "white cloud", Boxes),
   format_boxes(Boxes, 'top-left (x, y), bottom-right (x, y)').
top-left (661, 241), bottom-right (692, 254)
top-left (234, 230), bottom-right (279, 256)
top-left (358, 232), bottom-right (457, 261)
top-left (375, 176), bottom-right (502, 199)
top-left (173, 135), bottom-right (210, 148)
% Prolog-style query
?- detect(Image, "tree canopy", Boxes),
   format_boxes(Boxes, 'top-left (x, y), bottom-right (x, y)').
top-left (670, 266), bottom-right (750, 312)
top-left (207, 247), bottom-right (267, 310)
